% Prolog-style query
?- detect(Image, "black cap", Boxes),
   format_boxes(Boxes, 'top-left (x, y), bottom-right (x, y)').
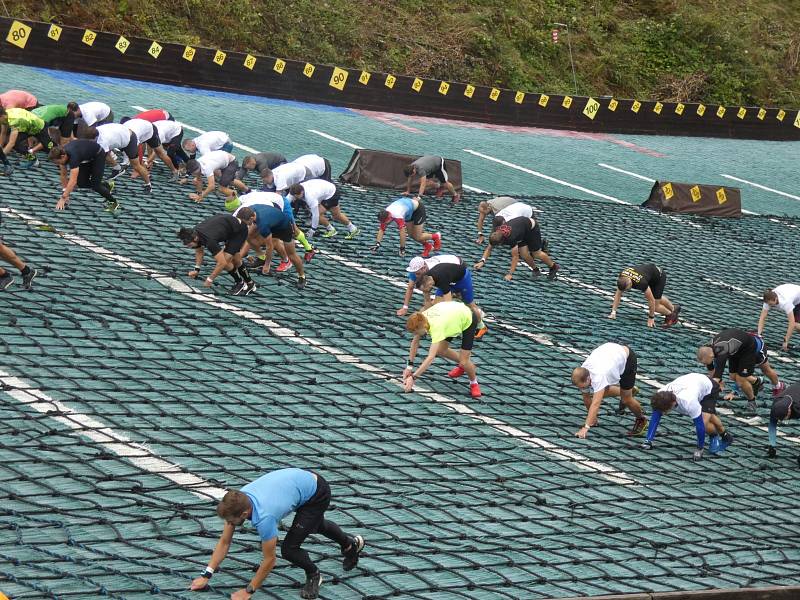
top-left (770, 396), bottom-right (793, 424)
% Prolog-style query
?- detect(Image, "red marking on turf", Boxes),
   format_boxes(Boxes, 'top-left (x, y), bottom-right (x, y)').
top-left (353, 109), bottom-right (666, 157)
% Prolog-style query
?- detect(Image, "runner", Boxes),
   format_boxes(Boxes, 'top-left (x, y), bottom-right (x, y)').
top-left (237, 152), bottom-right (287, 181)
top-left (182, 130), bottom-right (232, 157)
top-left (642, 373), bottom-right (733, 460)
top-left (403, 155), bottom-right (460, 203)
top-left (404, 301), bottom-right (482, 398)
top-left (67, 101), bottom-right (113, 131)
top-left (244, 203), bottom-right (307, 289)
top-left (189, 468), bottom-right (364, 600)
top-left (757, 284), bottom-right (800, 351)
top-left (0, 212), bottom-right (37, 291)
top-left (48, 140), bottom-right (120, 212)
top-left (292, 154), bottom-right (332, 181)
top-left (767, 382), bottom-right (800, 459)
top-left (474, 216), bottom-right (559, 281)
top-left (185, 151), bottom-right (246, 204)
top-left (120, 116), bottom-right (178, 183)
top-left (697, 328), bottom-right (785, 415)
top-left (571, 342), bottom-right (648, 438)
top-left (475, 196), bottom-right (520, 243)
top-left (288, 180), bottom-right (360, 240)
top-left (371, 196), bottom-right (441, 257)
top-left (609, 263), bottom-right (681, 327)
top-left (262, 161), bottom-right (307, 193)
top-left (178, 209), bottom-right (255, 296)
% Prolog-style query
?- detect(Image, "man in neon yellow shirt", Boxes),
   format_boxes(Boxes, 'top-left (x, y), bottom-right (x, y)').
top-left (404, 300), bottom-right (481, 398)
top-left (0, 107), bottom-right (44, 165)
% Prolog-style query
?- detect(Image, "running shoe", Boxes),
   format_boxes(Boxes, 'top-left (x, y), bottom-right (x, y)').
top-left (664, 304), bottom-right (682, 327)
top-left (547, 263), bottom-right (560, 280)
top-left (119, 154), bottom-right (130, 167)
top-left (752, 376), bottom-right (764, 399)
top-left (246, 256), bottom-right (267, 268)
top-left (0, 164), bottom-right (13, 176)
top-left (229, 281), bottom-right (245, 295)
top-left (421, 241), bottom-right (434, 258)
top-left (296, 276), bottom-right (307, 290)
top-left (627, 416), bottom-right (647, 436)
top-left (243, 281), bottom-right (257, 296)
top-left (530, 267), bottom-right (542, 278)
top-left (745, 400), bottom-right (758, 415)
top-left (448, 365), bottom-right (465, 379)
top-left (432, 232), bottom-right (442, 250)
top-left (708, 436), bottom-right (721, 454)
top-left (342, 535), bottom-right (365, 571)
top-left (104, 199), bottom-right (120, 213)
top-left (469, 382), bottom-right (482, 398)
top-left (322, 228), bottom-right (337, 238)
top-left (452, 193), bottom-right (461, 204)
top-left (715, 431), bottom-right (734, 454)
top-left (143, 183), bottom-right (152, 194)
top-left (300, 572), bottom-right (322, 600)
top-left (475, 325), bottom-right (489, 339)
top-left (276, 260), bottom-right (292, 272)
top-left (304, 249), bottom-right (316, 263)
top-left (773, 381), bottom-right (787, 397)
top-left (109, 167), bottom-right (126, 181)
top-left (21, 268), bottom-right (37, 290)
top-left (345, 227), bottom-right (360, 240)
top-left (0, 272), bottom-right (13, 290)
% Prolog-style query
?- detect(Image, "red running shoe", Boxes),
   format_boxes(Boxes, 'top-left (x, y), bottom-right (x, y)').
top-left (432, 232), bottom-right (442, 250)
top-left (448, 365), bottom-right (465, 378)
top-left (470, 382), bottom-right (482, 398)
top-left (304, 249), bottom-right (316, 263)
top-left (421, 242), bottom-right (434, 258)
top-left (276, 260), bottom-right (292, 272)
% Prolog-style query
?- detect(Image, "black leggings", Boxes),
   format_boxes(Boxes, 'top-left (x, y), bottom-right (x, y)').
top-left (77, 151), bottom-right (116, 202)
top-left (0, 147), bottom-right (8, 166)
top-left (281, 474), bottom-right (349, 576)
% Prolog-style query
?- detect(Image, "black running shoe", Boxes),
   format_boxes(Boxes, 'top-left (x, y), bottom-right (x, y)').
top-left (243, 281), bottom-right (257, 296)
top-left (229, 281), bottom-right (245, 295)
top-left (300, 571), bottom-right (322, 599)
top-left (21, 268), bottom-right (37, 290)
top-left (342, 535), bottom-right (365, 571)
top-left (0, 272), bottom-right (13, 290)
top-left (296, 276), bottom-right (307, 290)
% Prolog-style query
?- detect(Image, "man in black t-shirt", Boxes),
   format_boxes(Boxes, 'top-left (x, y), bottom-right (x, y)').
top-left (609, 262), bottom-right (680, 328)
top-left (696, 328), bottom-right (783, 414)
top-left (474, 216), bottom-right (559, 281)
top-left (177, 209), bottom-right (257, 296)
top-left (48, 140), bottom-right (119, 212)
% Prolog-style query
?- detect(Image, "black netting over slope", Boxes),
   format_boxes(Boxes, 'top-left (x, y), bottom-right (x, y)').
top-left (2, 156), bottom-right (800, 600)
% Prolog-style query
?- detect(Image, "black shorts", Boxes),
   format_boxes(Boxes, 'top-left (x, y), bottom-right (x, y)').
top-left (794, 304), bottom-right (800, 321)
top-left (273, 224), bottom-right (294, 243)
top-left (121, 132), bottom-right (139, 159)
top-left (202, 230), bottom-right (247, 257)
top-left (144, 129), bottom-right (161, 149)
top-left (700, 380), bottom-right (721, 414)
top-left (729, 339), bottom-right (767, 377)
top-left (163, 129), bottom-right (183, 146)
top-left (321, 158), bottom-right (332, 182)
top-left (428, 157), bottom-right (448, 183)
top-left (649, 269), bottom-right (667, 300)
top-left (321, 188), bottom-right (341, 209)
top-left (619, 348), bottom-right (637, 390)
top-left (445, 310), bottom-right (480, 351)
top-left (96, 111), bottom-right (114, 126)
top-left (218, 160), bottom-right (239, 187)
top-left (520, 221), bottom-right (543, 252)
top-left (410, 202), bottom-right (427, 226)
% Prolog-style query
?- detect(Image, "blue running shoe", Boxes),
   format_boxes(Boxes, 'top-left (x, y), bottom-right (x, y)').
top-left (708, 436), bottom-right (721, 454)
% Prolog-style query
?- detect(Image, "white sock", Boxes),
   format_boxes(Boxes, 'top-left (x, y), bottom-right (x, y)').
top-left (347, 223), bottom-right (357, 232)
top-left (470, 378), bottom-right (478, 385)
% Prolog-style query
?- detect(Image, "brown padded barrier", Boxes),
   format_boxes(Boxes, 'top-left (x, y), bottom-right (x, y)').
top-left (339, 149), bottom-right (463, 192)
top-left (641, 181), bottom-right (742, 217)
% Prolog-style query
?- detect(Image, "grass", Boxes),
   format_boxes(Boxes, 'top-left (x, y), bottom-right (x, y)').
top-left (5, 0), bottom-right (800, 107)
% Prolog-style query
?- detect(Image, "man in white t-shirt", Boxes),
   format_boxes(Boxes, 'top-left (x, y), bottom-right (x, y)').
top-left (475, 197), bottom-right (530, 243)
top-left (288, 180), bottom-right (360, 240)
top-left (571, 342), bottom-right (648, 439)
top-left (757, 284), bottom-right (800, 351)
top-left (292, 154), bottom-right (332, 181)
top-left (92, 123), bottom-right (137, 181)
top-left (642, 373), bottom-right (733, 460)
top-left (263, 162), bottom-right (307, 193)
top-left (68, 101), bottom-right (113, 131)
top-left (185, 151), bottom-right (246, 203)
top-left (121, 117), bottom-right (179, 188)
top-left (147, 120), bottom-right (184, 174)
top-left (182, 130), bottom-right (232, 157)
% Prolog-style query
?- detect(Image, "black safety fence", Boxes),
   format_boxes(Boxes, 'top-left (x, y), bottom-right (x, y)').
top-left (2, 16), bottom-right (800, 140)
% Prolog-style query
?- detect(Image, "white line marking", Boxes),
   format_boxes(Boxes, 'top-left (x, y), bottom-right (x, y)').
top-left (598, 163), bottom-right (655, 182)
top-left (3, 207), bottom-right (636, 486)
top-left (465, 149), bottom-right (630, 205)
top-left (721, 174), bottom-right (800, 202)
top-left (703, 278), bottom-right (762, 299)
top-left (463, 184), bottom-right (490, 194)
top-left (0, 369), bottom-right (225, 500)
top-left (598, 163), bottom-right (760, 215)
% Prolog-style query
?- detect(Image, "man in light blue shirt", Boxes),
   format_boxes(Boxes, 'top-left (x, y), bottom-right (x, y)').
top-left (190, 468), bottom-right (364, 599)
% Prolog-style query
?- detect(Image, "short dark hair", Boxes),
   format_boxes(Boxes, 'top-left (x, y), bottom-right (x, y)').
top-left (67, 102), bottom-right (79, 113)
top-left (217, 490), bottom-right (250, 520)
top-left (177, 227), bottom-right (196, 245)
top-left (48, 146), bottom-right (66, 160)
top-left (259, 167), bottom-right (272, 180)
top-left (651, 390), bottom-right (677, 412)
top-left (488, 230), bottom-right (504, 246)
top-left (377, 209), bottom-right (390, 222)
top-left (763, 290), bottom-right (778, 303)
top-left (119, 116), bottom-right (131, 124)
top-left (491, 215), bottom-right (505, 229)
top-left (185, 159), bottom-right (200, 175)
top-left (242, 155), bottom-right (255, 167)
top-left (288, 183), bottom-right (303, 197)
top-left (403, 165), bottom-right (413, 176)
top-left (237, 206), bottom-right (255, 221)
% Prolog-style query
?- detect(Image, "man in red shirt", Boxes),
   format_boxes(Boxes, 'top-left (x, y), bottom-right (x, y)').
top-left (133, 108), bottom-right (173, 122)
top-left (0, 90), bottom-right (38, 109)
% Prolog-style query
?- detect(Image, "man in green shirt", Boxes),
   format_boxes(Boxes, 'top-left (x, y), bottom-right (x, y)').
top-left (404, 301), bottom-right (482, 398)
top-left (29, 104), bottom-right (74, 153)
top-left (0, 107), bottom-right (44, 166)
